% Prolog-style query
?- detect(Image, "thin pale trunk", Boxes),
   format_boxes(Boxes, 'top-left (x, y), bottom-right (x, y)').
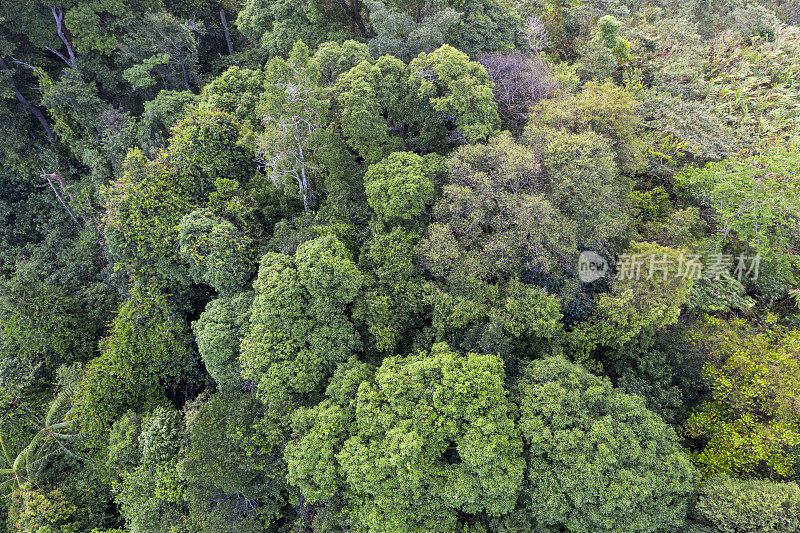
top-left (178, 55), bottom-right (190, 91)
top-left (0, 56), bottom-right (54, 139)
top-left (298, 156), bottom-right (310, 213)
top-left (48, 172), bottom-right (89, 225)
top-left (295, 125), bottom-right (311, 212)
top-left (299, 168), bottom-right (310, 212)
top-left (44, 175), bottom-right (82, 228)
top-left (45, 46), bottom-right (72, 67)
top-left (49, 6), bottom-right (76, 67)
top-left (220, 9), bottom-right (234, 55)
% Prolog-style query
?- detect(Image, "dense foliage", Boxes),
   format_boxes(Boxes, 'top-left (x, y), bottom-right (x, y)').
top-left (2, 0), bottom-right (800, 531)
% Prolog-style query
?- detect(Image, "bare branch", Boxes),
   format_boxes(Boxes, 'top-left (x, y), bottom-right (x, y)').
top-left (523, 15), bottom-right (548, 53)
top-left (478, 51), bottom-right (557, 135)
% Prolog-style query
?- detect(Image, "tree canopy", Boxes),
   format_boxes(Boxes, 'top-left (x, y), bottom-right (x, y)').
top-left (3, 0), bottom-right (800, 530)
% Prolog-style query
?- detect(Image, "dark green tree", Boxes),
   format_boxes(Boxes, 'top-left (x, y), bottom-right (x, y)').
top-left (421, 132), bottom-right (577, 292)
top-left (178, 208), bottom-right (255, 296)
top-left (517, 356), bottom-right (696, 532)
top-left (73, 285), bottom-right (198, 446)
top-left (180, 390), bottom-right (293, 532)
top-left (111, 407), bottom-right (189, 533)
top-left (192, 291), bottom-right (254, 389)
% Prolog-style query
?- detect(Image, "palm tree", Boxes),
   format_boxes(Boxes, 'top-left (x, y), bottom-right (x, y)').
top-left (0, 386), bottom-right (80, 494)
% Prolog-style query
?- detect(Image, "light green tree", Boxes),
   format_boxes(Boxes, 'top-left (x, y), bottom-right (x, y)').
top-left (239, 235), bottom-right (362, 415)
top-left (311, 40), bottom-right (371, 86)
top-left (297, 343), bottom-right (525, 532)
top-left (676, 147), bottom-right (800, 262)
top-left (112, 407), bottom-right (189, 533)
top-left (409, 44), bottom-right (500, 144)
top-left (526, 80), bottom-right (645, 174)
top-left (364, 151), bottom-right (434, 222)
top-left (684, 318), bottom-right (800, 479)
top-left (333, 53), bottom-right (448, 158)
top-left (73, 285), bottom-right (197, 445)
top-left (197, 66), bottom-right (266, 124)
top-left (353, 228), bottom-right (427, 355)
top-left (567, 241), bottom-right (693, 367)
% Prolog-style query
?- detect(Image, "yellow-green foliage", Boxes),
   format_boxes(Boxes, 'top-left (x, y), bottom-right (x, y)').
top-left (113, 407), bottom-right (189, 533)
top-left (685, 316), bottom-right (800, 479)
top-left (528, 80), bottom-right (646, 173)
top-left (239, 235), bottom-right (362, 414)
top-left (695, 475), bottom-right (800, 533)
top-left (408, 45), bottom-right (500, 144)
top-left (568, 241), bottom-right (693, 365)
top-left (105, 149), bottom-right (192, 280)
top-left (9, 486), bottom-right (77, 533)
top-left (364, 152), bottom-right (435, 222)
top-left (197, 66), bottom-right (266, 124)
top-left (105, 109), bottom-right (252, 280)
top-left (74, 286), bottom-right (196, 445)
top-left (335, 343), bottom-right (524, 532)
top-left (353, 228), bottom-right (427, 355)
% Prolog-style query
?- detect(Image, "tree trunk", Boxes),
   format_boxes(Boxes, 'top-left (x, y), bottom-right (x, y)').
top-left (297, 154), bottom-right (311, 213)
top-left (295, 123), bottom-right (312, 213)
top-left (220, 9), bottom-right (234, 55)
top-left (42, 174), bottom-right (82, 228)
top-left (49, 6), bottom-right (76, 67)
top-left (176, 52), bottom-right (191, 91)
top-left (299, 174), bottom-right (310, 213)
top-left (334, 0), bottom-right (374, 38)
top-left (0, 56), bottom-right (54, 139)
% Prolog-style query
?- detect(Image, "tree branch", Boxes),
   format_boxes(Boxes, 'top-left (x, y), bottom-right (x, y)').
top-left (332, 0), bottom-right (374, 38)
top-left (44, 46), bottom-right (71, 67)
top-left (42, 172), bottom-right (82, 229)
top-left (49, 6), bottom-right (76, 67)
top-left (0, 56), bottom-right (54, 139)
